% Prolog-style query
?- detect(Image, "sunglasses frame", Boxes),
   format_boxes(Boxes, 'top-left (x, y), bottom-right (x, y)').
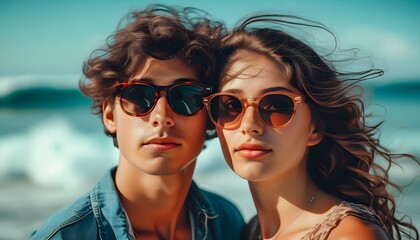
top-left (113, 81), bottom-right (212, 117)
top-left (203, 91), bottom-right (304, 129)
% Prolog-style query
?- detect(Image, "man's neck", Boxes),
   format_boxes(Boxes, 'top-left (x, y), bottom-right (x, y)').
top-left (114, 163), bottom-right (195, 239)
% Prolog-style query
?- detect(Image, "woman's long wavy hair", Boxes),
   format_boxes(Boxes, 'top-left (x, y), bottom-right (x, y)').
top-left (79, 4), bottom-right (224, 146)
top-left (219, 14), bottom-right (419, 240)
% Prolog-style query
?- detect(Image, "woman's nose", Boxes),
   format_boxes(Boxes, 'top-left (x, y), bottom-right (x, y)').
top-left (240, 106), bottom-right (263, 136)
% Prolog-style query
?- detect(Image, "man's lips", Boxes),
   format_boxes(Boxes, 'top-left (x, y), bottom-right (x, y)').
top-left (143, 138), bottom-right (181, 150)
top-left (235, 143), bottom-right (272, 158)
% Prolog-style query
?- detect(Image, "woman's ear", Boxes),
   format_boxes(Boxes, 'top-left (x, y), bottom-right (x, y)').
top-left (307, 123), bottom-right (323, 146)
top-left (102, 101), bottom-right (116, 134)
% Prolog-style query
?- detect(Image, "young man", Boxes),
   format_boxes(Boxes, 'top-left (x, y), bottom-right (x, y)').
top-left (30, 5), bottom-right (244, 240)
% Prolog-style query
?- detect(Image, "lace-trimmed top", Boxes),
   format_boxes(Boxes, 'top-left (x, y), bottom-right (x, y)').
top-left (243, 201), bottom-right (391, 240)
top-left (301, 201), bottom-right (391, 239)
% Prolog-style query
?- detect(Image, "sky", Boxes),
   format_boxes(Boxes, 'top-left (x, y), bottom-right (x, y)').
top-left (1, 0), bottom-right (420, 84)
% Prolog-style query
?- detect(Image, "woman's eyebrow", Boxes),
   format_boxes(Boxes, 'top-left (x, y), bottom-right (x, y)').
top-left (223, 89), bottom-right (243, 94)
top-left (261, 86), bottom-right (294, 94)
top-left (222, 86), bottom-right (294, 95)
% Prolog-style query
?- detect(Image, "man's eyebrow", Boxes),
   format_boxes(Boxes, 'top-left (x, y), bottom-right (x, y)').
top-left (131, 77), bottom-right (198, 84)
top-left (172, 78), bottom-right (198, 84)
top-left (130, 77), bottom-right (152, 83)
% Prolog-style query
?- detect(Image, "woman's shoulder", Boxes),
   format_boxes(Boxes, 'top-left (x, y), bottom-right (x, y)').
top-left (328, 215), bottom-right (391, 240)
top-left (304, 201), bottom-right (391, 240)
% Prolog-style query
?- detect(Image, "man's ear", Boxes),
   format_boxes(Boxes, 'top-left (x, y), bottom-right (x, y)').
top-left (307, 123), bottom-right (323, 147)
top-left (102, 101), bottom-right (116, 134)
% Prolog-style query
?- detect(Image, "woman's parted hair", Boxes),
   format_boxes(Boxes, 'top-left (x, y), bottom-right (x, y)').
top-left (79, 4), bottom-right (225, 145)
top-left (219, 14), bottom-right (419, 240)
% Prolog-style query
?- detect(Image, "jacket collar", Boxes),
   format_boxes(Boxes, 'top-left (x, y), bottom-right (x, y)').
top-left (91, 167), bottom-right (219, 240)
top-left (187, 182), bottom-right (219, 240)
top-left (91, 167), bottom-right (131, 239)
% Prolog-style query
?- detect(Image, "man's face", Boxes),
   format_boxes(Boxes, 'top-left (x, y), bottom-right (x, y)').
top-left (103, 57), bottom-right (208, 176)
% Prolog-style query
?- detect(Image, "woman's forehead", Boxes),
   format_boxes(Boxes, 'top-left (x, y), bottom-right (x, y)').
top-left (221, 51), bottom-right (289, 86)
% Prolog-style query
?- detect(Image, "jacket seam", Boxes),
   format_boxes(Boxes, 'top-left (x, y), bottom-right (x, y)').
top-left (43, 207), bottom-right (93, 239)
top-left (91, 184), bottom-right (103, 237)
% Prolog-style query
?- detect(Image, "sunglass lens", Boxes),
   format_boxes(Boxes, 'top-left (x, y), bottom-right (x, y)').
top-left (259, 94), bottom-right (294, 126)
top-left (169, 85), bottom-right (207, 116)
top-left (209, 95), bottom-right (243, 128)
top-left (120, 85), bottom-right (156, 115)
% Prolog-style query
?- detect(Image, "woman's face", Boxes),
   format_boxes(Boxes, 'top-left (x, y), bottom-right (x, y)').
top-left (216, 50), bottom-right (321, 183)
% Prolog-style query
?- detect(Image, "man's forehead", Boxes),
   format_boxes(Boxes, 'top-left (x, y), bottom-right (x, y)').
top-left (130, 57), bottom-right (198, 84)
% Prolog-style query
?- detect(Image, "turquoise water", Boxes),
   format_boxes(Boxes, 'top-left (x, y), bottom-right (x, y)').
top-left (0, 78), bottom-right (419, 239)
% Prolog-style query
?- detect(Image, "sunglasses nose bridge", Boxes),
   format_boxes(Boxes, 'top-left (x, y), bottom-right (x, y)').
top-left (154, 85), bottom-right (170, 98)
top-left (241, 98), bottom-right (260, 121)
top-left (239, 98), bottom-right (265, 132)
top-left (243, 98), bottom-right (258, 110)
top-left (154, 89), bottom-right (173, 115)
top-left (157, 90), bottom-right (168, 98)
top-left (153, 86), bottom-right (172, 109)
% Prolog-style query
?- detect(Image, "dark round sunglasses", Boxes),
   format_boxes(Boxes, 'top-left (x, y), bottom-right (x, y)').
top-left (203, 91), bottom-right (304, 129)
top-left (113, 82), bottom-right (212, 117)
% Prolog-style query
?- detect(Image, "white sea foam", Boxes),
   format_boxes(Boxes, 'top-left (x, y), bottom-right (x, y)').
top-left (0, 117), bottom-right (117, 189)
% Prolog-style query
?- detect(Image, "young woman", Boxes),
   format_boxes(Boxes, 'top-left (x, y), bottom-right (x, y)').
top-left (204, 15), bottom-right (419, 240)
top-left (30, 5), bottom-right (244, 240)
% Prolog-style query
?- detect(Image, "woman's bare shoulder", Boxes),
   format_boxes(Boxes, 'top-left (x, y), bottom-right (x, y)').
top-left (327, 215), bottom-right (390, 240)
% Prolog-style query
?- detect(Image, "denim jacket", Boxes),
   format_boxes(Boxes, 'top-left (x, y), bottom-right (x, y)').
top-left (30, 167), bottom-right (244, 240)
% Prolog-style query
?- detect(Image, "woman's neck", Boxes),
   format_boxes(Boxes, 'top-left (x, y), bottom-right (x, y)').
top-left (248, 172), bottom-right (317, 239)
top-left (249, 174), bottom-right (341, 239)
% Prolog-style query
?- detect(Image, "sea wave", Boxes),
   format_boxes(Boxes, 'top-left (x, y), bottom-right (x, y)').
top-left (0, 74), bottom-right (89, 109)
top-left (0, 74), bottom-right (80, 97)
top-left (0, 87), bottom-right (90, 109)
top-left (1, 74), bottom-right (419, 99)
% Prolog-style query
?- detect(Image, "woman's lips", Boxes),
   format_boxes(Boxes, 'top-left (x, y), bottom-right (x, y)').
top-left (235, 143), bottom-right (272, 159)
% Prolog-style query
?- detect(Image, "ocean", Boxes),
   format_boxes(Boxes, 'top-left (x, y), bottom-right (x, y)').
top-left (0, 75), bottom-right (419, 239)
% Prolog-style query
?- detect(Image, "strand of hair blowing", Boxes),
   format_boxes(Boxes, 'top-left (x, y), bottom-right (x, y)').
top-left (220, 15), bottom-right (419, 240)
top-left (290, 26), bottom-right (419, 240)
